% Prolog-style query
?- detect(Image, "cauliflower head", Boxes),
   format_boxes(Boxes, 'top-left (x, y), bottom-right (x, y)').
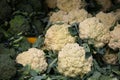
top-left (108, 24), bottom-right (120, 50)
top-left (49, 10), bottom-right (68, 24)
top-left (57, 0), bottom-right (85, 12)
top-left (16, 48), bottom-right (48, 72)
top-left (0, 54), bottom-right (16, 80)
top-left (57, 43), bottom-right (93, 77)
top-left (50, 9), bottom-right (91, 24)
top-left (64, 9), bottom-right (92, 24)
top-left (96, 12), bottom-right (116, 29)
top-left (44, 24), bottom-right (75, 51)
top-left (45, 0), bottom-right (57, 8)
top-left (102, 49), bottom-right (118, 65)
top-left (79, 17), bottom-right (110, 48)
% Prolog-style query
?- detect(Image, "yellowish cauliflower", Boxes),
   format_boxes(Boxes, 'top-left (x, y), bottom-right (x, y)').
top-left (64, 9), bottom-right (92, 24)
top-left (49, 10), bottom-right (68, 24)
top-left (57, 43), bottom-right (93, 77)
top-left (79, 17), bottom-right (110, 48)
top-left (57, 0), bottom-right (85, 12)
top-left (108, 24), bottom-right (120, 50)
top-left (50, 9), bottom-right (91, 24)
top-left (102, 49), bottom-right (118, 65)
top-left (45, 0), bottom-right (57, 8)
top-left (16, 48), bottom-right (48, 72)
top-left (96, 12), bottom-right (117, 29)
top-left (44, 24), bottom-right (75, 51)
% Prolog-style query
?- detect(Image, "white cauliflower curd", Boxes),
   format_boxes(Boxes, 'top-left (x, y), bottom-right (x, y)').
top-left (16, 48), bottom-right (48, 72)
top-left (44, 24), bottom-right (75, 51)
top-left (57, 0), bottom-right (85, 12)
top-left (64, 9), bottom-right (92, 24)
top-left (57, 43), bottom-right (93, 77)
top-left (50, 9), bottom-right (91, 24)
top-left (49, 10), bottom-right (68, 24)
top-left (108, 24), bottom-right (120, 50)
top-left (79, 17), bottom-right (110, 48)
top-left (96, 12), bottom-right (117, 29)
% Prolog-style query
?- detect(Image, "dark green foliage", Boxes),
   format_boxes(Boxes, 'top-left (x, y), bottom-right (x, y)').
top-left (0, 54), bottom-right (16, 80)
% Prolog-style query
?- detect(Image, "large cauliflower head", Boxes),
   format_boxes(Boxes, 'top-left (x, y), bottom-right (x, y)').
top-left (44, 24), bottom-right (75, 51)
top-left (79, 17), bottom-right (110, 48)
top-left (57, 0), bottom-right (85, 12)
top-left (50, 9), bottom-right (91, 24)
top-left (16, 48), bottom-right (48, 72)
top-left (0, 54), bottom-right (16, 80)
top-left (96, 12), bottom-right (117, 29)
top-left (64, 9), bottom-right (92, 24)
top-left (49, 10), bottom-right (68, 24)
top-left (57, 43), bottom-right (93, 77)
top-left (108, 24), bottom-right (120, 50)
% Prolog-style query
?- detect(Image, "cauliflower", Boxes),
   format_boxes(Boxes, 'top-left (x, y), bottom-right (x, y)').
top-left (102, 49), bottom-right (118, 65)
top-left (64, 9), bottom-right (92, 24)
top-left (49, 10), bottom-right (68, 24)
top-left (108, 24), bottom-right (120, 50)
top-left (44, 24), bottom-right (75, 51)
top-left (0, 54), bottom-right (16, 80)
top-left (50, 9), bottom-right (91, 24)
top-left (96, 12), bottom-right (117, 29)
top-left (79, 17), bottom-right (110, 48)
top-left (45, 0), bottom-right (57, 8)
top-left (57, 0), bottom-right (85, 12)
top-left (16, 48), bottom-right (48, 72)
top-left (57, 43), bottom-right (93, 77)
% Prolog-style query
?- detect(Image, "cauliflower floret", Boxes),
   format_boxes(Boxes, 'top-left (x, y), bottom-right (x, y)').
top-left (44, 24), bottom-right (75, 51)
top-left (79, 17), bottom-right (110, 48)
top-left (49, 10), bottom-right (68, 24)
top-left (45, 0), bottom-right (57, 8)
top-left (64, 9), bottom-right (92, 24)
top-left (96, 12), bottom-right (116, 29)
top-left (57, 43), bottom-right (93, 77)
top-left (16, 48), bottom-right (48, 72)
top-left (108, 24), bottom-right (120, 50)
top-left (102, 49), bottom-right (118, 65)
top-left (50, 9), bottom-right (91, 24)
top-left (57, 0), bottom-right (85, 12)
top-left (0, 54), bottom-right (16, 80)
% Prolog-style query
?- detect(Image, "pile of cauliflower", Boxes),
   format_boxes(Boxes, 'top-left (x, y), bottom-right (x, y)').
top-left (15, 0), bottom-right (120, 78)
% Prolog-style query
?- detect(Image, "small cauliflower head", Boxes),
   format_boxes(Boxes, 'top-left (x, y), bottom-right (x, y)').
top-left (102, 49), bottom-right (118, 65)
top-left (49, 10), bottom-right (68, 24)
top-left (79, 17), bottom-right (110, 48)
top-left (57, 43), bottom-right (93, 77)
top-left (16, 48), bottom-right (48, 72)
top-left (45, 0), bottom-right (57, 8)
top-left (108, 24), bottom-right (120, 50)
top-left (44, 24), bottom-right (75, 51)
top-left (64, 9), bottom-right (92, 24)
top-left (57, 0), bottom-right (85, 12)
top-left (96, 12), bottom-right (116, 29)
